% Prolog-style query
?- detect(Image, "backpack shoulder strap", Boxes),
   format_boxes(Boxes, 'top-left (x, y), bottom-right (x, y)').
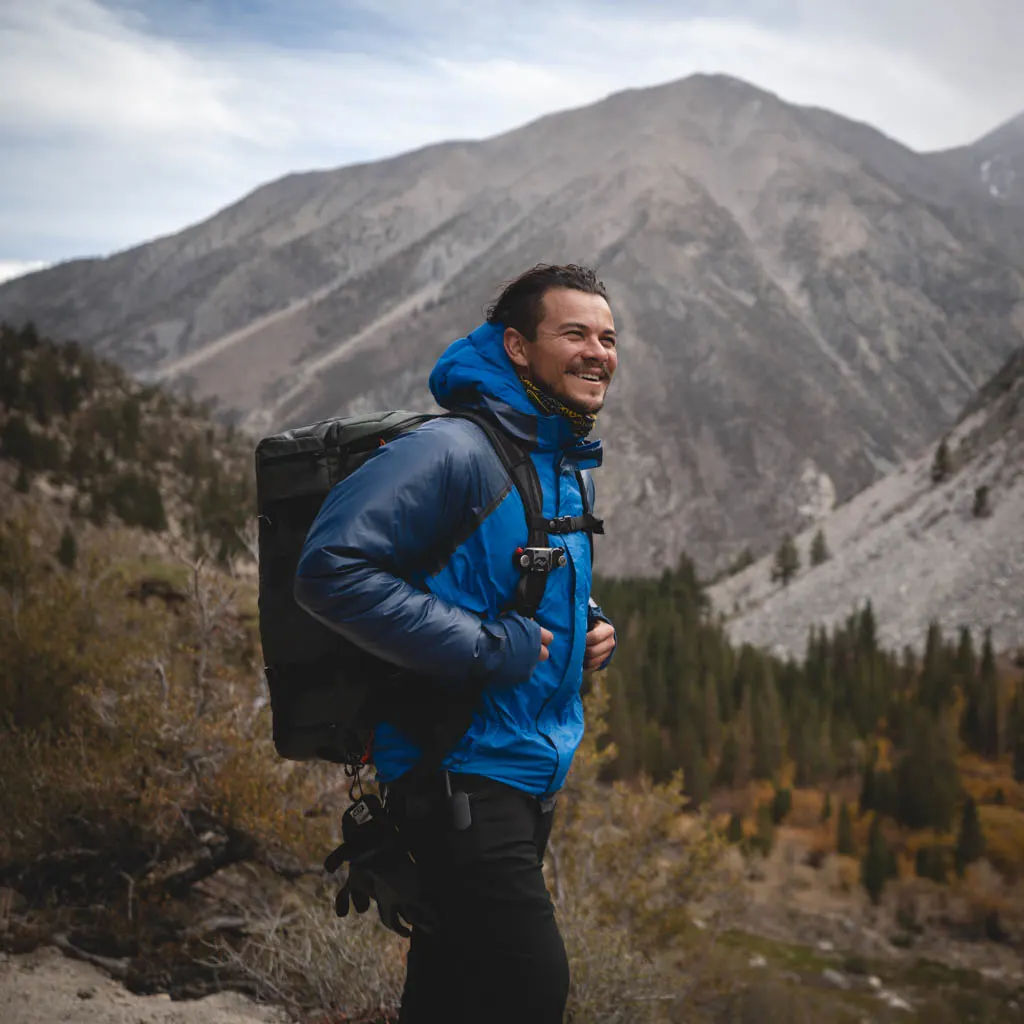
top-left (445, 408), bottom-right (551, 618)
top-left (446, 409), bottom-right (604, 617)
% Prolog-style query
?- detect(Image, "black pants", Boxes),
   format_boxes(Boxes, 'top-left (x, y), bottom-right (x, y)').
top-left (385, 772), bottom-right (569, 1024)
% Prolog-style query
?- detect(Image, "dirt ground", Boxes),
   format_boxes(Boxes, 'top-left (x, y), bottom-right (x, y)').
top-left (0, 946), bottom-right (285, 1024)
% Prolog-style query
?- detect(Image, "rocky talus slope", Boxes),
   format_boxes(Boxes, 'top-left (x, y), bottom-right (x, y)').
top-left (710, 348), bottom-right (1024, 656)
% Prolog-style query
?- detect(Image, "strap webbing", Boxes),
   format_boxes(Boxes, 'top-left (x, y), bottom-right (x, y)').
top-left (528, 513), bottom-right (604, 535)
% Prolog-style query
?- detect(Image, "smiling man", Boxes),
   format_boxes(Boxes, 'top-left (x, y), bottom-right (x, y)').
top-left (295, 264), bottom-right (617, 1023)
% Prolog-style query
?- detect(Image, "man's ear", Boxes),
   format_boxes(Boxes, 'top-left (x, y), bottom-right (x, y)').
top-left (503, 327), bottom-right (530, 372)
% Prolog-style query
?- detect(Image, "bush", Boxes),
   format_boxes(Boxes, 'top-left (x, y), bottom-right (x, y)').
top-left (552, 683), bottom-right (732, 1021)
top-left (106, 471), bottom-right (168, 531)
top-left (212, 888), bottom-right (406, 1021)
top-left (0, 513), bottom-right (330, 869)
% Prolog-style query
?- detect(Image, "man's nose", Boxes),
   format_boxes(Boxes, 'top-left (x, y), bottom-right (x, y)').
top-left (581, 332), bottom-right (609, 361)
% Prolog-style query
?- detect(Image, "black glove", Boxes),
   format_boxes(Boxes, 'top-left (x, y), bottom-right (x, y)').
top-left (324, 794), bottom-right (438, 938)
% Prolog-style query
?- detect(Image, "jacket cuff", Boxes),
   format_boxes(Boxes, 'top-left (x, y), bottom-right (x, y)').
top-left (474, 613), bottom-right (542, 689)
top-left (587, 598), bottom-right (616, 670)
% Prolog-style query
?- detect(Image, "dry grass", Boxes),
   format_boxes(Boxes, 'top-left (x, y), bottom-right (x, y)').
top-left (210, 883), bottom-right (407, 1022)
top-left (978, 804), bottom-right (1024, 881)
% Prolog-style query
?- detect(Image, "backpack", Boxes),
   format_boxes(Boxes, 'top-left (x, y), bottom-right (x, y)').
top-left (255, 407), bottom-right (603, 769)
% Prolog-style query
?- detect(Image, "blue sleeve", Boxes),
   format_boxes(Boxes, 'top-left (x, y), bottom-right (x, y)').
top-left (294, 421), bottom-right (540, 688)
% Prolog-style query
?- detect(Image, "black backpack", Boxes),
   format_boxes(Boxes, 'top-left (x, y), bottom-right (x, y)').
top-left (255, 407), bottom-right (602, 769)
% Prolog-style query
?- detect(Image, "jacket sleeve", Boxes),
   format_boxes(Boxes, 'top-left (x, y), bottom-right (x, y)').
top-left (581, 469), bottom-right (616, 670)
top-left (587, 597), bottom-right (616, 670)
top-left (294, 422), bottom-right (541, 688)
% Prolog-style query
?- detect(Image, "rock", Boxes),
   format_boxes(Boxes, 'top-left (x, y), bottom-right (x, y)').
top-left (817, 939), bottom-right (835, 952)
top-left (867, 975), bottom-right (882, 990)
top-left (749, 954), bottom-right (768, 968)
top-left (878, 990), bottom-right (913, 1011)
top-left (822, 968), bottom-right (850, 989)
top-left (77, 987), bottom-right (96, 999)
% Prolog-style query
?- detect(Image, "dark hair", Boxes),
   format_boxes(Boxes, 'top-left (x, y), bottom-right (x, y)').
top-left (486, 264), bottom-right (609, 341)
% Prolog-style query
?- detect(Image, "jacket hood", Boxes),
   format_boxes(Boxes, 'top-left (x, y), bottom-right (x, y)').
top-left (428, 321), bottom-right (603, 466)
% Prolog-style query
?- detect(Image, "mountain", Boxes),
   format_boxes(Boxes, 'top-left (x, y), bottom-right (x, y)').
top-left (929, 110), bottom-right (1024, 210)
top-left (709, 344), bottom-right (1024, 656)
top-left (2, 74), bottom-right (1024, 576)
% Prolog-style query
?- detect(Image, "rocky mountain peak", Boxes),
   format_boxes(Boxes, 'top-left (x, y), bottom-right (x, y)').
top-left (2, 76), bottom-right (1023, 576)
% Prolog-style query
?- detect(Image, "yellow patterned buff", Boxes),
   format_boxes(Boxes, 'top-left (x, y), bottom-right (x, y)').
top-left (518, 375), bottom-right (597, 438)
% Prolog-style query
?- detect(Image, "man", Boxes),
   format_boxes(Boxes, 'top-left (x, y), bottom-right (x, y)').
top-left (294, 264), bottom-right (617, 1023)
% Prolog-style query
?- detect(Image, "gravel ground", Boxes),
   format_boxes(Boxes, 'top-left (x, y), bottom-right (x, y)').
top-left (0, 947), bottom-right (286, 1024)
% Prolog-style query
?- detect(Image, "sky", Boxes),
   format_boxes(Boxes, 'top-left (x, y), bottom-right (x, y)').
top-left (1, 0), bottom-right (1022, 282)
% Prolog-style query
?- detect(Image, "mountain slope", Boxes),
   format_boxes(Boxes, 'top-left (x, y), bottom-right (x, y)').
top-left (2, 74), bottom-right (1023, 575)
top-left (929, 110), bottom-right (1024, 210)
top-left (709, 344), bottom-right (1024, 655)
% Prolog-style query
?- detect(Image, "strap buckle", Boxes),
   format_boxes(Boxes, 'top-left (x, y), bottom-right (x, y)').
top-left (514, 546), bottom-right (566, 573)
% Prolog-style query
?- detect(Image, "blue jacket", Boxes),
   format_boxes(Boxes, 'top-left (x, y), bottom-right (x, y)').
top-left (293, 321), bottom-right (613, 797)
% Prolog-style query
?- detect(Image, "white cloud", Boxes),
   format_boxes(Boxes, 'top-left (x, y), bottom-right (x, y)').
top-left (0, 0), bottom-right (1020, 265)
top-left (0, 260), bottom-right (49, 284)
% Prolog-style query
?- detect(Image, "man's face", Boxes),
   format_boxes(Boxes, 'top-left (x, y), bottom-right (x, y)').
top-left (504, 287), bottom-right (618, 415)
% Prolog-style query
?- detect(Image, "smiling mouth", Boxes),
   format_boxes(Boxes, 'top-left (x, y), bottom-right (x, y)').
top-left (569, 371), bottom-right (607, 383)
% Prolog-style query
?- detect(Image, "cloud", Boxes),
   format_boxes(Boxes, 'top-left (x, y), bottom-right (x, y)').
top-left (0, 261), bottom-right (49, 284)
top-left (1, 0), bottom-right (1021, 265)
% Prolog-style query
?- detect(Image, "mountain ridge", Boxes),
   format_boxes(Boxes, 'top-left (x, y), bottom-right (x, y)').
top-left (2, 73), bottom-right (1023, 575)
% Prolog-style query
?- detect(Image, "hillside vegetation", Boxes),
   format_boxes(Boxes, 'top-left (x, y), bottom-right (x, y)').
top-left (1, 323), bottom-right (1023, 1020)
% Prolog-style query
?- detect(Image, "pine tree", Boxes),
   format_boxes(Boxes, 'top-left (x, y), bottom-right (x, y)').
top-left (915, 845), bottom-right (947, 883)
top-left (726, 811), bottom-right (744, 844)
top-left (920, 620), bottom-right (954, 713)
top-left (754, 802), bottom-right (775, 857)
top-left (837, 801), bottom-right (855, 856)
top-left (1011, 692), bottom-right (1024, 785)
top-left (57, 526), bottom-right (77, 569)
top-left (896, 709), bottom-right (960, 832)
top-left (977, 629), bottom-right (1000, 757)
top-left (821, 791), bottom-right (832, 823)
top-left (702, 675), bottom-right (722, 764)
top-left (873, 769), bottom-right (898, 818)
top-left (954, 796), bottom-right (986, 878)
top-left (771, 787), bottom-right (792, 825)
top-left (859, 758), bottom-right (877, 815)
top-left (770, 533), bottom-right (800, 587)
top-left (715, 732), bottom-right (740, 788)
top-left (751, 664), bottom-right (785, 779)
top-left (861, 815), bottom-right (890, 905)
top-left (931, 436), bottom-right (952, 483)
top-left (810, 527), bottom-right (830, 566)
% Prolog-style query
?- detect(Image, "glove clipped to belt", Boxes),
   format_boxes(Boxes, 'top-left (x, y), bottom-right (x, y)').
top-left (323, 793), bottom-right (438, 938)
